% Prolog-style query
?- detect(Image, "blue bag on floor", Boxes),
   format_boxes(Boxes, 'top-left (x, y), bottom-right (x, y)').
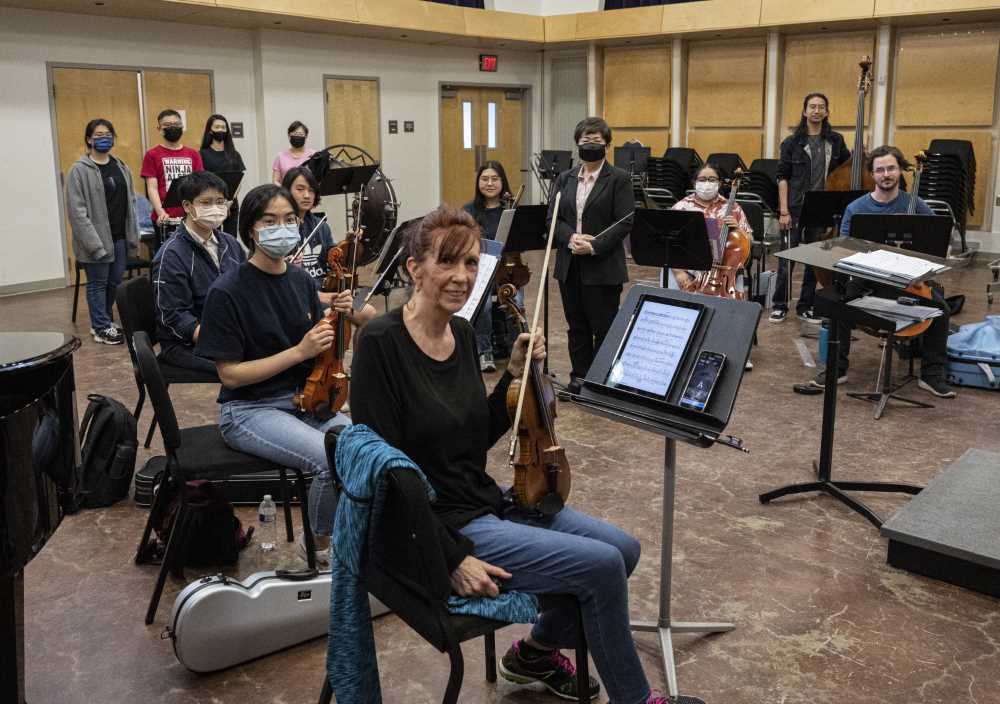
top-left (946, 316), bottom-right (1000, 390)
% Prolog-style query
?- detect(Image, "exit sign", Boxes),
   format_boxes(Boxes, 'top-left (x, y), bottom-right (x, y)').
top-left (479, 54), bottom-right (498, 72)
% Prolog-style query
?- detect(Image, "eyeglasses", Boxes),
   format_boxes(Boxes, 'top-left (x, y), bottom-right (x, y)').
top-left (873, 166), bottom-right (899, 176)
top-left (193, 197), bottom-right (231, 208)
top-left (91, 132), bottom-right (113, 139)
top-left (695, 177), bottom-right (720, 184)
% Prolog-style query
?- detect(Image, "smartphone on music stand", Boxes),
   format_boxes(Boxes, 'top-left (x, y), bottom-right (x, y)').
top-left (677, 351), bottom-right (726, 412)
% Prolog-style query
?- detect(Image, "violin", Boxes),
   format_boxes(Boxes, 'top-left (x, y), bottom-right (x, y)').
top-left (692, 170), bottom-right (752, 301)
top-left (500, 191), bottom-right (570, 516)
top-left (293, 228), bottom-right (365, 418)
top-left (494, 186), bottom-right (531, 289)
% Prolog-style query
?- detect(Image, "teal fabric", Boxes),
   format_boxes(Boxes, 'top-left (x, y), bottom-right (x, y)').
top-left (326, 424), bottom-right (537, 704)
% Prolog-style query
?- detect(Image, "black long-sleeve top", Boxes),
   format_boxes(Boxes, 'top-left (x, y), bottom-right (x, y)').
top-left (349, 306), bottom-right (514, 570)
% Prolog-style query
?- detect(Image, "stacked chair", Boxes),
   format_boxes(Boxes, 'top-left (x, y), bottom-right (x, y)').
top-left (643, 155), bottom-right (692, 208)
top-left (918, 139), bottom-right (976, 252)
top-left (740, 159), bottom-right (780, 213)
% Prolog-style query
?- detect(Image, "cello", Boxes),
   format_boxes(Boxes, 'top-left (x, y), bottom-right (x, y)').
top-left (500, 192), bottom-right (570, 516)
top-left (292, 227), bottom-right (365, 419)
top-left (693, 170), bottom-right (752, 301)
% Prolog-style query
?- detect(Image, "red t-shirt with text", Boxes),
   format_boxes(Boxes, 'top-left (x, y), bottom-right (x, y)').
top-left (141, 145), bottom-right (204, 220)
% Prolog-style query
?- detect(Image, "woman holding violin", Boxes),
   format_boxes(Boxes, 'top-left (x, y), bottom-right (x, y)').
top-left (195, 184), bottom-right (374, 567)
top-left (351, 206), bottom-right (672, 704)
top-left (669, 163), bottom-right (753, 291)
top-left (463, 160), bottom-right (511, 372)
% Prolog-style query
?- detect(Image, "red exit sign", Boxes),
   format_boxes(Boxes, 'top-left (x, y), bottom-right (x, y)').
top-left (479, 54), bottom-right (498, 72)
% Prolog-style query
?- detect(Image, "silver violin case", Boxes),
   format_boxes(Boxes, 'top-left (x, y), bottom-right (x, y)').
top-left (166, 568), bottom-right (389, 673)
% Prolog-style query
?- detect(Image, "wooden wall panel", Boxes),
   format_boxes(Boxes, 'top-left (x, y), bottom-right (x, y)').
top-left (575, 6), bottom-right (665, 40)
top-left (760, 0), bottom-right (875, 25)
top-left (782, 32), bottom-right (875, 130)
top-left (892, 128), bottom-right (992, 227)
top-left (612, 128), bottom-right (670, 157)
top-left (687, 129), bottom-right (764, 164)
top-left (660, 0), bottom-right (763, 33)
top-left (603, 45), bottom-right (670, 128)
top-left (325, 77), bottom-right (380, 160)
top-left (687, 38), bottom-right (766, 128)
top-left (894, 30), bottom-right (1000, 127)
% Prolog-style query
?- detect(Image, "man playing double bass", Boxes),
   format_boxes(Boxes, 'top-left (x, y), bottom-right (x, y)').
top-left (771, 93), bottom-right (851, 324)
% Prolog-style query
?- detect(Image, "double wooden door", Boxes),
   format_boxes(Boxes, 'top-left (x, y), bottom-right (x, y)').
top-left (440, 86), bottom-right (524, 207)
top-left (51, 66), bottom-right (213, 278)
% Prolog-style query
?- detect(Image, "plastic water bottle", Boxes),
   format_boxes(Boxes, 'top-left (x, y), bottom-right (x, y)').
top-left (818, 320), bottom-right (829, 365)
top-left (258, 495), bottom-right (277, 552)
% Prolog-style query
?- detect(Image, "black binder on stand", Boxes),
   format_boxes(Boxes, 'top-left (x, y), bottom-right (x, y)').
top-left (568, 285), bottom-right (761, 703)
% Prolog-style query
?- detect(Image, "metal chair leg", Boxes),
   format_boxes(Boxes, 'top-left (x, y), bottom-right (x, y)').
top-left (135, 466), bottom-right (172, 564)
top-left (72, 263), bottom-right (81, 323)
top-left (278, 467), bottom-right (294, 542)
top-left (133, 382), bottom-right (146, 421)
top-left (290, 468), bottom-right (316, 569)
top-left (145, 502), bottom-right (190, 625)
top-left (575, 601), bottom-right (590, 704)
top-left (484, 632), bottom-right (497, 683)
top-left (318, 677), bottom-right (333, 704)
top-left (144, 413), bottom-right (158, 448)
top-left (443, 639), bottom-right (465, 704)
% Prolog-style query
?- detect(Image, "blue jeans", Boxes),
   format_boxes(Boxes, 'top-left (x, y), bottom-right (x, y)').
top-left (474, 297), bottom-right (494, 356)
top-left (219, 394), bottom-right (349, 536)
top-left (460, 504), bottom-right (648, 704)
top-left (83, 239), bottom-right (127, 330)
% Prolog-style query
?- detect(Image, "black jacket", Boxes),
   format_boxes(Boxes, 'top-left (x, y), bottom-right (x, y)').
top-left (776, 130), bottom-right (851, 215)
top-left (151, 223), bottom-right (245, 350)
top-left (546, 162), bottom-right (635, 285)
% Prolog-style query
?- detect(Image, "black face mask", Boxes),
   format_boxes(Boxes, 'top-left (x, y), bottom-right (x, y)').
top-left (578, 143), bottom-right (606, 163)
top-left (163, 126), bottom-right (183, 143)
top-left (211, 130), bottom-right (227, 143)
top-left (289, 135), bottom-right (306, 149)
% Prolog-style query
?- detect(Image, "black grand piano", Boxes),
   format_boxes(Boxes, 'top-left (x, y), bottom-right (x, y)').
top-left (1, 332), bottom-right (81, 703)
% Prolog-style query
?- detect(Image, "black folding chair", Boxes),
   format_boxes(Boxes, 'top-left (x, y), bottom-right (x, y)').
top-left (131, 331), bottom-right (316, 624)
top-left (116, 276), bottom-right (219, 448)
top-left (318, 429), bottom-right (591, 704)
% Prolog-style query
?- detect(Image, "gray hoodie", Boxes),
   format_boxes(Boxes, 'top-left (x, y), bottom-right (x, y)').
top-left (66, 154), bottom-right (139, 264)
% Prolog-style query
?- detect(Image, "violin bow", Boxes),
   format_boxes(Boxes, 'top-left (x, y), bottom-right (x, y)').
top-left (289, 213), bottom-right (330, 262)
top-left (507, 191), bottom-right (561, 465)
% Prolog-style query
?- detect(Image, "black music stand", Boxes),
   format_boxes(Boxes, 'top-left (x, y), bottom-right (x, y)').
top-left (539, 150), bottom-right (572, 180)
top-left (505, 204), bottom-right (553, 372)
top-left (849, 214), bottom-right (953, 258)
top-left (758, 237), bottom-right (950, 529)
top-left (629, 208), bottom-right (713, 286)
top-left (367, 217), bottom-right (422, 310)
top-left (318, 164), bottom-right (379, 232)
top-left (614, 145), bottom-right (651, 176)
top-left (570, 285), bottom-right (760, 703)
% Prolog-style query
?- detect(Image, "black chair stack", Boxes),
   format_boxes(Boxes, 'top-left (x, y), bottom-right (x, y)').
top-left (645, 155), bottom-right (693, 206)
top-left (705, 153), bottom-right (748, 198)
top-left (130, 330), bottom-right (317, 624)
top-left (318, 429), bottom-right (591, 704)
top-left (115, 276), bottom-right (220, 448)
top-left (919, 139), bottom-right (976, 251)
top-left (741, 158), bottom-right (780, 212)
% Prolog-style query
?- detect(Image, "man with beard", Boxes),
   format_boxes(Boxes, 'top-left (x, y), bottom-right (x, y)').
top-left (795, 145), bottom-right (956, 399)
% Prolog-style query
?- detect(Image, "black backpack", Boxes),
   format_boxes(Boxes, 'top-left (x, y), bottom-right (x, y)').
top-left (77, 394), bottom-right (138, 509)
top-left (145, 479), bottom-right (254, 567)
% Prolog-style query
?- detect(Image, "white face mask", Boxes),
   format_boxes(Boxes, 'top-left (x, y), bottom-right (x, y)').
top-left (191, 204), bottom-right (228, 231)
top-left (695, 181), bottom-right (720, 201)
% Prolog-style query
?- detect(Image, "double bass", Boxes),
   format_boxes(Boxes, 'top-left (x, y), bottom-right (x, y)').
top-left (292, 228), bottom-right (365, 419)
top-left (691, 170), bottom-right (752, 301)
top-left (501, 192), bottom-right (570, 516)
top-left (825, 56), bottom-right (876, 196)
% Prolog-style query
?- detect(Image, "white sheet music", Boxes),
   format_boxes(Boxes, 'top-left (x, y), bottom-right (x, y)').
top-left (455, 248), bottom-right (500, 322)
top-left (607, 301), bottom-right (700, 397)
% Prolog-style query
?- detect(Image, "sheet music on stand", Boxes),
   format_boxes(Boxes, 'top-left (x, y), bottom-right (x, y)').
top-left (455, 238), bottom-right (503, 323)
top-left (846, 295), bottom-right (942, 331)
top-left (834, 248), bottom-right (948, 286)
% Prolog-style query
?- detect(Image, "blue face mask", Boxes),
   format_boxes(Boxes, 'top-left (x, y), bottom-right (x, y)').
top-left (92, 136), bottom-right (114, 153)
top-left (256, 223), bottom-right (300, 259)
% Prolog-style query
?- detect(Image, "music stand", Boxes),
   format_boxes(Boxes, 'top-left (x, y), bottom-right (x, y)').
top-left (214, 171), bottom-right (244, 201)
top-left (367, 217), bottom-right (422, 310)
top-left (570, 285), bottom-right (761, 703)
top-left (629, 208), bottom-right (713, 287)
top-left (849, 214), bottom-right (953, 258)
top-left (539, 150), bottom-right (571, 180)
top-left (614, 144), bottom-right (651, 176)
top-left (456, 238), bottom-right (504, 327)
top-left (758, 237), bottom-right (950, 528)
top-left (504, 204), bottom-right (551, 371)
top-left (318, 164), bottom-right (379, 232)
